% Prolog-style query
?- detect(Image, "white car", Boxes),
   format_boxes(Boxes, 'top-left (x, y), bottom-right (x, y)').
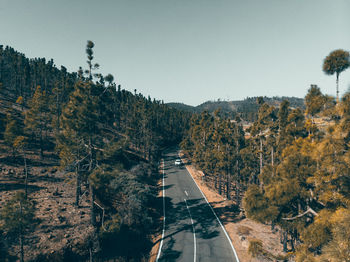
top-left (175, 159), bottom-right (182, 166)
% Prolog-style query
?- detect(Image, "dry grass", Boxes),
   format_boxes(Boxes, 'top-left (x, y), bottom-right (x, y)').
top-left (0, 144), bottom-right (94, 260)
top-left (237, 225), bottom-right (253, 236)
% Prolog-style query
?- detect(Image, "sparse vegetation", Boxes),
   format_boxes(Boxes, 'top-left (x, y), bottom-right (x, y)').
top-left (236, 225), bottom-right (252, 236)
top-left (0, 42), bottom-right (191, 261)
top-left (1, 39), bottom-right (349, 262)
top-left (181, 48), bottom-right (350, 260)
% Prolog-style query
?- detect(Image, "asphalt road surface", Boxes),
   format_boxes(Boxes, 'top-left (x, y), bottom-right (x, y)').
top-left (156, 149), bottom-right (240, 262)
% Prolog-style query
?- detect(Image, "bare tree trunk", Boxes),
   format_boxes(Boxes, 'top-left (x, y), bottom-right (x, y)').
top-left (75, 166), bottom-right (80, 206)
top-left (336, 73), bottom-right (339, 103)
top-left (23, 151), bottom-right (28, 199)
top-left (290, 231), bottom-right (295, 251)
top-left (19, 201), bottom-right (24, 262)
top-left (235, 135), bottom-right (241, 206)
top-left (39, 128), bottom-right (43, 160)
top-left (226, 168), bottom-right (230, 200)
top-left (259, 137), bottom-right (263, 189)
top-left (283, 231), bottom-right (288, 252)
top-left (271, 146), bottom-right (274, 167)
top-left (90, 183), bottom-right (96, 226)
top-left (259, 138), bottom-right (263, 173)
top-left (87, 135), bottom-right (96, 226)
top-left (56, 90), bottom-right (60, 132)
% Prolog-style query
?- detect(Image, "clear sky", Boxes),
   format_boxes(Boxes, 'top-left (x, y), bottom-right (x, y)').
top-left (1, 0), bottom-right (349, 106)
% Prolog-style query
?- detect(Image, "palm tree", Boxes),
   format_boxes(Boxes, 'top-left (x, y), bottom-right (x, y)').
top-left (322, 49), bottom-right (350, 102)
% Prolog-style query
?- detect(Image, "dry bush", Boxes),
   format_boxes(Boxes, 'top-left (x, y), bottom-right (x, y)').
top-left (237, 225), bottom-right (252, 236)
top-left (248, 239), bottom-right (265, 258)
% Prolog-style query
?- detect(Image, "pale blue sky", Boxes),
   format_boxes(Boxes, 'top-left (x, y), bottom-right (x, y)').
top-left (1, 0), bottom-right (349, 105)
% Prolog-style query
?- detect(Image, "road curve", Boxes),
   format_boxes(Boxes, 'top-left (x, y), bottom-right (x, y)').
top-left (156, 149), bottom-right (240, 262)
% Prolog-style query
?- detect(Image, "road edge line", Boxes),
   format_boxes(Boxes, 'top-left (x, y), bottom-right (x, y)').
top-left (184, 198), bottom-right (197, 262)
top-left (156, 159), bottom-right (165, 261)
top-left (182, 156), bottom-right (240, 262)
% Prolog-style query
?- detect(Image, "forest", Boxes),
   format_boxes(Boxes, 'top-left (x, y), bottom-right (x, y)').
top-left (0, 41), bottom-right (191, 261)
top-left (181, 91), bottom-right (350, 261)
top-left (180, 49), bottom-right (350, 261)
top-left (0, 41), bottom-right (349, 262)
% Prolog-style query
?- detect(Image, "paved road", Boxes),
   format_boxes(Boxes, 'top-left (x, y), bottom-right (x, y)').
top-left (157, 150), bottom-right (239, 262)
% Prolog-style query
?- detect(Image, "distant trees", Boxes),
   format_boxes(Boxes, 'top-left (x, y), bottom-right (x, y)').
top-left (0, 45), bottom-right (78, 104)
top-left (181, 110), bottom-right (245, 202)
top-left (181, 83), bottom-right (350, 259)
top-left (322, 49), bottom-right (350, 102)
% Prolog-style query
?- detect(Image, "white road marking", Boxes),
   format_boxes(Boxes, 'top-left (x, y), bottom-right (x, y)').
top-left (156, 159), bottom-right (166, 261)
top-left (182, 156), bottom-right (240, 262)
top-left (184, 198), bottom-right (196, 262)
top-left (185, 190), bottom-right (188, 196)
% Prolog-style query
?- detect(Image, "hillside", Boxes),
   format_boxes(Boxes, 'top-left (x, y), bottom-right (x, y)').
top-left (181, 84), bottom-right (350, 261)
top-left (0, 43), bottom-right (191, 261)
top-left (168, 96), bottom-right (304, 121)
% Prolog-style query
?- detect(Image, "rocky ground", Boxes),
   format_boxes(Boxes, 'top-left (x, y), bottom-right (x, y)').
top-left (0, 144), bottom-right (94, 261)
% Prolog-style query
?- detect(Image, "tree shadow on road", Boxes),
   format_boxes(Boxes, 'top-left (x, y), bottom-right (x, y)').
top-left (158, 235), bottom-right (182, 262)
top-left (156, 197), bottom-right (225, 260)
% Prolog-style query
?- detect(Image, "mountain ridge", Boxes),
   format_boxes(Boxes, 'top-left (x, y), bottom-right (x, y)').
top-left (167, 96), bottom-right (305, 121)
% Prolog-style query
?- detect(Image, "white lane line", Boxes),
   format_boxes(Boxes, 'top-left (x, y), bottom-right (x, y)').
top-left (182, 157), bottom-right (240, 262)
top-left (156, 159), bottom-right (166, 261)
top-left (185, 190), bottom-right (188, 196)
top-left (184, 198), bottom-right (196, 262)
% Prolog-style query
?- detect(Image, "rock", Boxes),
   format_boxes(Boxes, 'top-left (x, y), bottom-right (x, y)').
top-left (239, 235), bottom-right (246, 241)
top-left (241, 239), bottom-right (249, 248)
top-left (58, 216), bottom-right (65, 223)
top-left (53, 188), bottom-right (61, 196)
top-left (62, 238), bottom-right (68, 245)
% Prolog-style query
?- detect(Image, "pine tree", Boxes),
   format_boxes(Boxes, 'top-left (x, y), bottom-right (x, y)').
top-left (0, 191), bottom-right (35, 262)
top-left (59, 80), bottom-right (102, 213)
top-left (320, 208), bottom-right (350, 261)
top-left (305, 85), bottom-right (326, 118)
top-left (13, 136), bottom-right (29, 199)
top-left (58, 41), bottom-right (105, 226)
top-left (322, 49), bottom-right (350, 102)
top-left (4, 113), bottom-right (23, 158)
top-left (24, 85), bottom-right (51, 159)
